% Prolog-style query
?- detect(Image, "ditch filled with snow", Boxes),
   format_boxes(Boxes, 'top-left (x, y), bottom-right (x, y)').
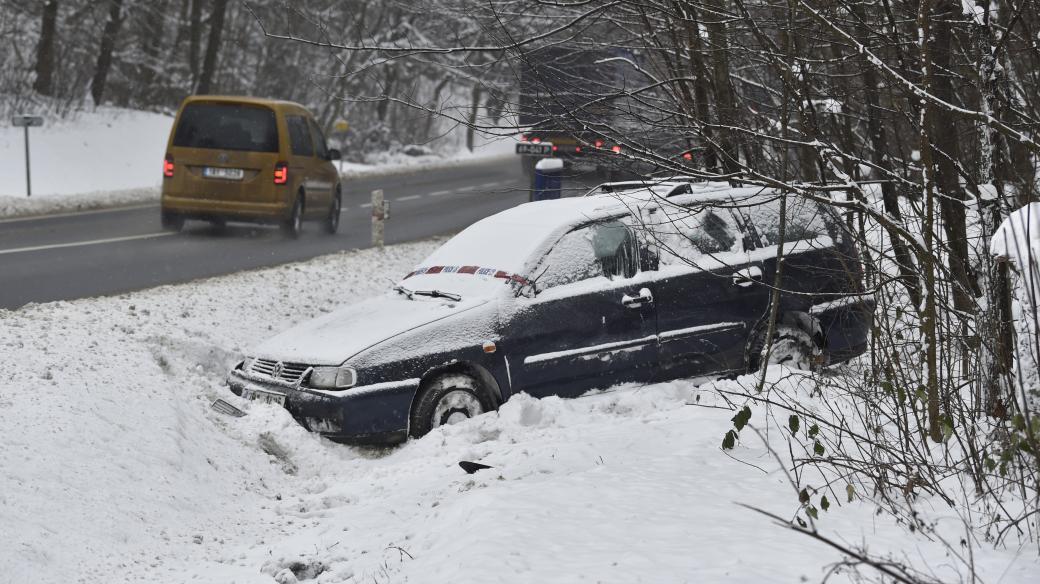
top-left (1, 239), bottom-right (1037, 583)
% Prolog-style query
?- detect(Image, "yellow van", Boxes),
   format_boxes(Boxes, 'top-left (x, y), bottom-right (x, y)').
top-left (160, 96), bottom-right (342, 238)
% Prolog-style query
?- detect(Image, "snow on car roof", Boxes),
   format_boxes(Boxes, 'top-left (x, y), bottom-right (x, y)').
top-left (414, 182), bottom-right (778, 281)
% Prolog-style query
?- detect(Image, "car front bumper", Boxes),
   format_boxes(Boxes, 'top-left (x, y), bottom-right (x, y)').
top-left (226, 368), bottom-right (418, 446)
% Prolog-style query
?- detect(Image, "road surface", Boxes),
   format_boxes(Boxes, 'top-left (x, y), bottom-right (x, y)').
top-left (0, 157), bottom-right (598, 310)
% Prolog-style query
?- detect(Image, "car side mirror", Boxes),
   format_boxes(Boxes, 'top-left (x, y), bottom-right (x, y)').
top-left (327, 149), bottom-right (341, 161)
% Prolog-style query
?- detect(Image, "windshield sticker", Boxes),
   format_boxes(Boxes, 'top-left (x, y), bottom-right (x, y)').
top-left (405, 265), bottom-right (529, 286)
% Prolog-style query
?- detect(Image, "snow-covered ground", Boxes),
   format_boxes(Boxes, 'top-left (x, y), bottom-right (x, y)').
top-left (0, 107), bottom-right (514, 219)
top-left (2, 239), bottom-right (1037, 583)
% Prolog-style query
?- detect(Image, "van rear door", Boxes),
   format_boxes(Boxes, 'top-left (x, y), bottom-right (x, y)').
top-left (167, 102), bottom-right (280, 203)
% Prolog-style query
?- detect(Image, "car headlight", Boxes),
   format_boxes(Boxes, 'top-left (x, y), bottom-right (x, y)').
top-left (309, 366), bottom-right (357, 389)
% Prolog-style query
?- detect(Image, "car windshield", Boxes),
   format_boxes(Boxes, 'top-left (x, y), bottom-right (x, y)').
top-left (399, 211), bottom-right (563, 299)
top-left (172, 103), bottom-right (279, 152)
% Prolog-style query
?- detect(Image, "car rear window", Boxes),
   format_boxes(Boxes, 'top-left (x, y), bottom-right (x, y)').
top-left (173, 103), bottom-right (278, 152)
top-left (737, 195), bottom-right (837, 246)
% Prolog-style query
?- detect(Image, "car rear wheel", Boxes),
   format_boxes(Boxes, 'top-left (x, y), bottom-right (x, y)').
top-left (323, 188), bottom-right (341, 235)
top-left (410, 373), bottom-right (494, 438)
top-left (748, 315), bottom-right (824, 372)
top-left (282, 195), bottom-right (304, 239)
top-left (161, 210), bottom-right (184, 232)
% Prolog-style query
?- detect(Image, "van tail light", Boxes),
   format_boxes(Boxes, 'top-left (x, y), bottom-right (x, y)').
top-left (611, 145), bottom-right (622, 154)
top-left (274, 162), bottom-right (288, 185)
top-left (163, 155), bottom-right (174, 178)
top-left (682, 152), bottom-right (693, 161)
top-left (594, 139), bottom-right (604, 148)
top-left (575, 146), bottom-right (582, 153)
top-left (551, 145), bottom-right (558, 152)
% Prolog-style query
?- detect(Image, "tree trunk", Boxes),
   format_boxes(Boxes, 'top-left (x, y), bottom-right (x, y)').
top-left (196, 0), bottom-right (229, 95)
top-left (139, 1), bottom-right (169, 102)
top-left (466, 84), bottom-right (482, 152)
top-left (704, 0), bottom-right (741, 174)
top-left (33, 0), bottom-right (59, 96)
top-left (90, 0), bottom-right (125, 107)
top-left (930, 0), bottom-right (978, 316)
top-left (188, 0), bottom-right (204, 90)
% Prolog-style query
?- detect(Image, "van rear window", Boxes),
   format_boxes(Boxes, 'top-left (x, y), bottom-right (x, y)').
top-left (173, 103), bottom-right (278, 152)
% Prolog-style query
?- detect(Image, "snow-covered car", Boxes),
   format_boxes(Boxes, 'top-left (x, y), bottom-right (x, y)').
top-left (227, 186), bottom-right (874, 445)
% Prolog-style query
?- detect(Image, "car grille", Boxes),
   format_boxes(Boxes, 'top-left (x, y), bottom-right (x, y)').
top-left (249, 358), bottom-right (310, 384)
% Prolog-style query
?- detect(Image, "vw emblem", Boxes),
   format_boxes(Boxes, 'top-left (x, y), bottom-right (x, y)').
top-left (271, 362), bottom-right (284, 377)
top-left (217, 152), bottom-right (230, 163)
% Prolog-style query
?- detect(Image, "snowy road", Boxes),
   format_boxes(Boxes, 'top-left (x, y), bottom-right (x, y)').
top-left (0, 157), bottom-right (579, 309)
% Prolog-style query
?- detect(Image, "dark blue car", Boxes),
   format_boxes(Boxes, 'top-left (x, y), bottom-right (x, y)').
top-left (227, 184), bottom-right (873, 444)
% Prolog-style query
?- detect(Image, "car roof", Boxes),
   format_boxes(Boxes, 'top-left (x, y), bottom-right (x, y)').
top-left (181, 94), bottom-right (309, 112)
top-left (517, 182), bottom-right (776, 227)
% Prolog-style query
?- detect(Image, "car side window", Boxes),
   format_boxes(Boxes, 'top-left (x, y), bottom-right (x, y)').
top-left (287, 115), bottom-right (314, 157)
top-left (538, 219), bottom-right (640, 290)
top-left (307, 118), bottom-right (329, 159)
top-left (654, 206), bottom-right (742, 267)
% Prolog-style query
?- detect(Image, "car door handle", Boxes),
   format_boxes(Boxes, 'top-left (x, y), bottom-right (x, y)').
top-left (732, 266), bottom-right (763, 288)
top-left (621, 288), bottom-right (654, 308)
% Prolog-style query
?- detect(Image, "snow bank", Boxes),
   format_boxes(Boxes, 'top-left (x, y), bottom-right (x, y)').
top-left (0, 107), bottom-right (173, 199)
top-left (2, 240), bottom-right (1036, 583)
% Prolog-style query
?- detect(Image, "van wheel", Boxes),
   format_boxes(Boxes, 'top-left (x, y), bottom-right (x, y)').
top-left (161, 210), bottom-right (184, 232)
top-left (323, 188), bottom-right (341, 235)
top-left (410, 373), bottom-right (494, 438)
top-left (282, 195), bottom-right (304, 239)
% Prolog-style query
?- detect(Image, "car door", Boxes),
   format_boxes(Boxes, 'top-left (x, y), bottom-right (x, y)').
top-left (307, 117), bottom-right (338, 204)
top-left (647, 202), bottom-right (770, 378)
top-left (503, 217), bottom-right (658, 398)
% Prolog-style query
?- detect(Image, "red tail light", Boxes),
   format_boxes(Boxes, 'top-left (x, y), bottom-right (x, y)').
top-left (274, 162), bottom-right (288, 185)
top-left (682, 152), bottom-right (693, 161)
top-left (163, 155), bottom-right (174, 178)
top-left (594, 139), bottom-right (604, 148)
top-left (531, 137), bottom-right (542, 144)
top-left (611, 145), bottom-right (622, 154)
top-left (551, 145), bottom-right (558, 152)
top-left (575, 146), bottom-right (582, 153)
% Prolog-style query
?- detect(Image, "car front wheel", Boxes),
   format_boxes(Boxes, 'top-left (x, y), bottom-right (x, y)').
top-left (410, 373), bottom-right (494, 438)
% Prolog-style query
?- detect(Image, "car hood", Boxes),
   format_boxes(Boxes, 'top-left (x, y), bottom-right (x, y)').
top-left (251, 294), bottom-right (490, 366)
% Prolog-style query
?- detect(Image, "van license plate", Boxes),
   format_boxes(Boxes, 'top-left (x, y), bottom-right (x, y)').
top-left (203, 167), bottom-right (244, 180)
top-left (242, 388), bottom-right (286, 407)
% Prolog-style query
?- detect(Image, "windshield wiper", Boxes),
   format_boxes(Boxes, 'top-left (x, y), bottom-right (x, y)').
top-left (412, 289), bottom-right (462, 301)
top-left (393, 285), bottom-right (461, 302)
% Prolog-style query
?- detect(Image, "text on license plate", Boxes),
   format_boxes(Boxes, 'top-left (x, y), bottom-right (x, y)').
top-left (242, 388), bottom-right (286, 407)
top-left (203, 167), bottom-right (245, 180)
top-left (516, 143), bottom-right (553, 156)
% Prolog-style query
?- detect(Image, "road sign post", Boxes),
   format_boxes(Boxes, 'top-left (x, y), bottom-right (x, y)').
top-left (12, 115), bottom-right (44, 197)
top-left (372, 189), bottom-right (391, 249)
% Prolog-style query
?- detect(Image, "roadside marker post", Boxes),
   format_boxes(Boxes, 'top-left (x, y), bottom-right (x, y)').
top-left (372, 189), bottom-right (391, 248)
top-left (12, 115), bottom-right (43, 197)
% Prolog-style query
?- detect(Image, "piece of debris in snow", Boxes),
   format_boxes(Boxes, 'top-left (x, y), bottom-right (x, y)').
top-left (459, 461), bottom-right (493, 474)
top-left (211, 398), bottom-right (246, 417)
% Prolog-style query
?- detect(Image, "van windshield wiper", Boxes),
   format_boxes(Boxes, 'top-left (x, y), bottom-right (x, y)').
top-left (393, 285), bottom-right (461, 302)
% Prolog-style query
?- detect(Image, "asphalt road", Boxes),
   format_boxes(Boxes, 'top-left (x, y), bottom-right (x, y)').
top-left (0, 156), bottom-right (601, 310)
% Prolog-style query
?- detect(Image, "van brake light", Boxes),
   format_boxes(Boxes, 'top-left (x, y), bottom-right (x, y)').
top-left (274, 162), bottom-right (288, 185)
top-left (163, 155), bottom-right (174, 178)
